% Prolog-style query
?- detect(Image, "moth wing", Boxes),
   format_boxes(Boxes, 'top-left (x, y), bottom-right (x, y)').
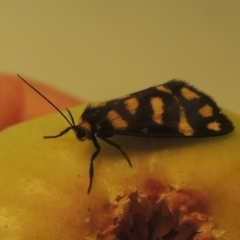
top-left (90, 80), bottom-right (234, 138)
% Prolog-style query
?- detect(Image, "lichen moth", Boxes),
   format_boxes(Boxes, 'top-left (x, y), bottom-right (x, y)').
top-left (18, 75), bottom-right (234, 193)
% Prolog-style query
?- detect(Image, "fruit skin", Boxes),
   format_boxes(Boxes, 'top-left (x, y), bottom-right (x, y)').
top-left (0, 105), bottom-right (239, 239)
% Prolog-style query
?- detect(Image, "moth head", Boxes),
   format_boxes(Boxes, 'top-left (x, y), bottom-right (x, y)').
top-left (74, 118), bottom-right (92, 141)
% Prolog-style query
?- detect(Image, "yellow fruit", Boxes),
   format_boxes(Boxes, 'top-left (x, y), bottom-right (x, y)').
top-left (0, 106), bottom-right (239, 239)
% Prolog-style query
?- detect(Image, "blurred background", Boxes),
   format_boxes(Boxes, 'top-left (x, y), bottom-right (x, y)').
top-left (1, 1), bottom-right (240, 113)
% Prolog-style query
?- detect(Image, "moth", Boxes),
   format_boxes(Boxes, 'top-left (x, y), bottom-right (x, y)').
top-left (18, 75), bottom-right (234, 193)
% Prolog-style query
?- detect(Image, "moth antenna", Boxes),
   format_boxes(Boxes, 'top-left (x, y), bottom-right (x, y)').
top-left (17, 74), bottom-right (74, 128)
top-left (66, 108), bottom-right (76, 126)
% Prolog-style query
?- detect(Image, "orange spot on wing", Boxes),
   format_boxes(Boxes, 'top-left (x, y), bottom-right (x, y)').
top-left (107, 110), bottom-right (128, 131)
top-left (178, 108), bottom-right (194, 136)
top-left (181, 87), bottom-right (200, 100)
top-left (207, 121), bottom-right (221, 131)
top-left (156, 85), bottom-right (172, 94)
top-left (199, 105), bottom-right (213, 117)
top-left (150, 97), bottom-right (164, 124)
top-left (124, 98), bottom-right (139, 115)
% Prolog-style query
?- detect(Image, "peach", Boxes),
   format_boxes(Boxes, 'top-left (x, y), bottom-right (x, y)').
top-left (0, 106), bottom-right (239, 239)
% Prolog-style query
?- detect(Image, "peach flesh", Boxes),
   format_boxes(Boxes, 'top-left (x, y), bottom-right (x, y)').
top-left (0, 106), bottom-right (239, 239)
top-left (92, 180), bottom-right (222, 240)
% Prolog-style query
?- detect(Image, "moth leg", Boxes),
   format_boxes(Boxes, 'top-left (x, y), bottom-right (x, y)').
top-left (44, 126), bottom-right (72, 138)
top-left (97, 135), bottom-right (132, 167)
top-left (88, 134), bottom-right (101, 194)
